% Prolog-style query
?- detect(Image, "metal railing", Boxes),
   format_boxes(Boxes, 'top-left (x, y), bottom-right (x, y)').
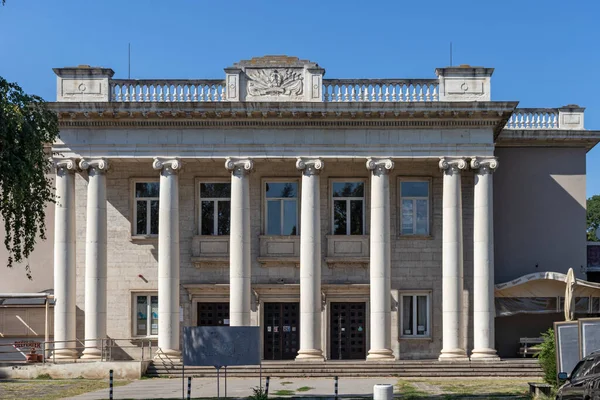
top-left (0, 338), bottom-right (155, 364)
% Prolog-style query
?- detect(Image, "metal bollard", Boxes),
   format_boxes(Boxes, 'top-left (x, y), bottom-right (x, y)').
top-left (265, 376), bottom-right (270, 396)
top-left (373, 384), bottom-right (393, 400)
top-left (109, 369), bottom-right (114, 400)
top-left (334, 376), bottom-right (339, 399)
top-left (187, 376), bottom-right (192, 400)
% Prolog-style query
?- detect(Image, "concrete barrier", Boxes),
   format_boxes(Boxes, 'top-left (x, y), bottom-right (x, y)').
top-left (0, 361), bottom-right (151, 380)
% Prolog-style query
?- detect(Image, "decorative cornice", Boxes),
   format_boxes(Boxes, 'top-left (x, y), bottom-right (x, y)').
top-left (225, 157), bottom-right (254, 176)
top-left (439, 157), bottom-right (468, 174)
top-left (79, 158), bottom-right (109, 173)
top-left (53, 158), bottom-right (79, 172)
top-left (366, 157), bottom-right (394, 175)
top-left (296, 157), bottom-right (324, 175)
top-left (152, 158), bottom-right (182, 173)
top-left (470, 157), bottom-right (498, 174)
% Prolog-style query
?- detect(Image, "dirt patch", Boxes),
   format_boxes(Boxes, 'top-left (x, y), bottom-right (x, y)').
top-left (0, 379), bottom-right (129, 400)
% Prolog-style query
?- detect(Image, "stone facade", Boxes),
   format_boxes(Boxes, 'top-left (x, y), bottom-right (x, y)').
top-left (34, 56), bottom-right (599, 362)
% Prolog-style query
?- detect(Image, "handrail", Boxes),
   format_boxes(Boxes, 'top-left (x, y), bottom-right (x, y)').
top-left (505, 108), bottom-right (559, 129)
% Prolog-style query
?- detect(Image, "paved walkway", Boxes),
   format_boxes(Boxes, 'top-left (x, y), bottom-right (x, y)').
top-left (69, 377), bottom-right (397, 399)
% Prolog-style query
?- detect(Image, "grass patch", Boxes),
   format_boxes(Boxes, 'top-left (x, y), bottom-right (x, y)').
top-left (396, 380), bottom-right (429, 399)
top-left (296, 386), bottom-right (314, 392)
top-left (273, 389), bottom-right (296, 396)
top-left (34, 373), bottom-right (52, 380)
top-left (396, 378), bottom-right (540, 399)
top-left (280, 381), bottom-right (294, 385)
top-left (0, 379), bottom-right (129, 400)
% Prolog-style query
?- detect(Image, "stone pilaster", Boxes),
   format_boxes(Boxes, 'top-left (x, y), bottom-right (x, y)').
top-left (438, 157), bottom-right (469, 361)
top-left (470, 157), bottom-right (500, 360)
top-left (366, 158), bottom-right (395, 361)
top-left (295, 158), bottom-right (325, 361)
top-left (225, 158), bottom-right (254, 326)
top-left (79, 158), bottom-right (109, 359)
top-left (53, 159), bottom-right (79, 360)
top-left (152, 158), bottom-right (182, 360)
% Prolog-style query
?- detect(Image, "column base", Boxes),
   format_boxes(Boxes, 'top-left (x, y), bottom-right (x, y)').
top-left (51, 348), bottom-right (79, 360)
top-left (80, 347), bottom-right (102, 360)
top-left (154, 348), bottom-right (182, 363)
top-left (438, 348), bottom-right (469, 361)
top-left (470, 348), bottom-right (500, 361)
top-left (366, 349), bottom-right (395, 361)
top-left (295, 349), bottom-right (324, 362)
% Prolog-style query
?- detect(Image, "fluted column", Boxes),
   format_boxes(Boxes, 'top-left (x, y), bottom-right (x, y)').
top-left (226, 158), bottom-right (253, 326)
top-left (79, 158), bottom-right (109, 359)
top-left (438, 157), bottom-right (469, 361)
top-left (366, 158), bottom-right (395, 361)
top-left (53, 159), bottom-right (79, 360)
top-left (296, 158), bottom-right (324, 361)
top-left (470, 157), bottom-right (500, 360)
top-left (153, 158), bottom-right (182, 359)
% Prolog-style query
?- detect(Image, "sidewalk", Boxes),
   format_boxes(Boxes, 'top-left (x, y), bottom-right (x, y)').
top-left (69, 377), bottom-right (397, 399)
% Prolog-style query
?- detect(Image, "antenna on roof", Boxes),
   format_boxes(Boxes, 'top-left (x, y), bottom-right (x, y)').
top-left (450, 42), bottom-right (453, 66)
top-left (128, 43), bottom-right (131, 79)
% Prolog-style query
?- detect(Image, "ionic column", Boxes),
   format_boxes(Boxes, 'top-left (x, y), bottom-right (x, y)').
top-left (79, 158), bottom-right (109, 359)
top-left (153, 158), bottom-right (182, 360)
top-left (225, 158), bottom-right (253, 327)
top-left (438, 157), bottom-right (469, 361)
top-left (296, 158), bottom-right (324, 361)
top-left (470, 157), bottom-right (500, 360)
top-left (53, 159), bottom-right (79, 360)
top-left (366, 158), bottom-right (395, 361)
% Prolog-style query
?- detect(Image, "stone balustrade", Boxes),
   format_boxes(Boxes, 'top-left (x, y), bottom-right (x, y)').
top-left (322, 79), bottom-right (439, 102)
top-left (505, 108), bottom-right (559, 129)
top-left (110, 80), bottom-right (227, 102)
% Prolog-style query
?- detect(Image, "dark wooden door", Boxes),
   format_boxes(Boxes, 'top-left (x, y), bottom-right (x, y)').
top-left (197, 302), bottom-right (230, 326)
top-left (330, 302), bottom-right (366, 360)
top-left (263, 302), bottom-right (300, 360)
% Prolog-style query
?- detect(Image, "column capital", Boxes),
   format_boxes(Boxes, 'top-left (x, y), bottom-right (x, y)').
top-left (439, 157), bottom-right (468, 174)
top-left (53, 158), bottom-right (79, 173)
top-left (470, 157), bottom-right (498, 174)
top-left (79, 158), bottom-right (110, 173)
top-left (225, 157), bottom-right (254, 176)
top-left (152, 158), bottom-right (182, 174)
top-left (366, 157), bottom-right (394, 175)
top-left (296, 157), bottom-right (324, 175)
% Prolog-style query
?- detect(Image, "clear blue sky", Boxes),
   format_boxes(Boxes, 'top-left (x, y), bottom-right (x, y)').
top-left (1, 0), bottom-right (599, 196)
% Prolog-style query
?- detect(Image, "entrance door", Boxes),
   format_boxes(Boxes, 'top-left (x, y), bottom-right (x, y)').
top-left (330, 302), bottom-right (366, 360)
top-left (197, 302), bottom-right (230, 326)
top-left (263, 302), bottom-right (300, 360)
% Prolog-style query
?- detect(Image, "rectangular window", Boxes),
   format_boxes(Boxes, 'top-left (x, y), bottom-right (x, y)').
top-left (265, 181), bottom-right (298, 235)
top-left (332, 181), bottom-right (365, 235)
top-left (400, 180), bottom-right (430, 236)
top-left (135, 294), bottom-right (158, 336)
top-left (400, 293), bottom-right (430, 338)
top-left (199, 182), bottom-right (231, 235)
top-left (134, 182), bottom-right (159, 235)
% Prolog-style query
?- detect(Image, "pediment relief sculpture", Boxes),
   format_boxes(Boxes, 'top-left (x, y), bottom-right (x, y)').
top-left (246, 68), bottom-right (303, 98)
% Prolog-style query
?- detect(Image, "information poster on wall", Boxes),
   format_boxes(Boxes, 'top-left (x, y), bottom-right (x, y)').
top-left (554, 321), bottom-right (581, 376)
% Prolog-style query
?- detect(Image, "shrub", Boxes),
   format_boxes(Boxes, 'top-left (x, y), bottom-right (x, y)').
top-left (249, 386), bottom-right (268, 400)
top-left (535, 328), bottom-right (557, 387)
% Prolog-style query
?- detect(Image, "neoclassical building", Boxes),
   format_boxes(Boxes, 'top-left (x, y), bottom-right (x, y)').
top-left (38, 56), bottom-right (599, 362)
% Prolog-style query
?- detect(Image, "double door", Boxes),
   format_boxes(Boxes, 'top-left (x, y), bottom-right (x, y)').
top-left (330, 302), bottom-right (366, 360)
top-left (197, 302), bottom-right (230, 326)
top-left (263, 302), bottom-right (300, 360)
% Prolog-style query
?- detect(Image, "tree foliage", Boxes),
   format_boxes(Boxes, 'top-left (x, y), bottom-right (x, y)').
top-left (0, 77), bottom-right (59, 278)
top-left (535, 328), bottom-right (557, 387)
top-left (587, 195), bottom-right (600, 241)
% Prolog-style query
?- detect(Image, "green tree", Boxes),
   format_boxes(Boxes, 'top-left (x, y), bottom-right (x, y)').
top-left (0, 77), bottom-right (59, 278)
top-left (587, 195), bottom-right (600, 241)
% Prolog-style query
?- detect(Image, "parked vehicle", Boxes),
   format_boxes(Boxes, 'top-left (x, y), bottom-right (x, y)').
top-left (556, 351), bottom-right (600, 399)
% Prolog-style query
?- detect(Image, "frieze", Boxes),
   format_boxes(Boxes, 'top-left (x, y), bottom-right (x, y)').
top-left (246, 68), bottom-right (304, 100)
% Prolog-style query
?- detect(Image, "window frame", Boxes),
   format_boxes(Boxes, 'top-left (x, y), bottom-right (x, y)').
top-left (399, 291), bottom-right (432, 339)
top-left (132, 292), bottom-right (158, 338)
top-left (398, 177), bottom-right (432, 237)
top-left (197, 179), bottom-right (231, 236)
top-left (131, 179), bottom-right (160, 237)
top-left (329, 178), bottom-right (367, 235)
top-left (262, 178), bottom-right (300, 236)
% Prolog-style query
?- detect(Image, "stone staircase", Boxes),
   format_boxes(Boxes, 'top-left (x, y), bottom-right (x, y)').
top-left (146, 359), bottom-right (543, 378)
